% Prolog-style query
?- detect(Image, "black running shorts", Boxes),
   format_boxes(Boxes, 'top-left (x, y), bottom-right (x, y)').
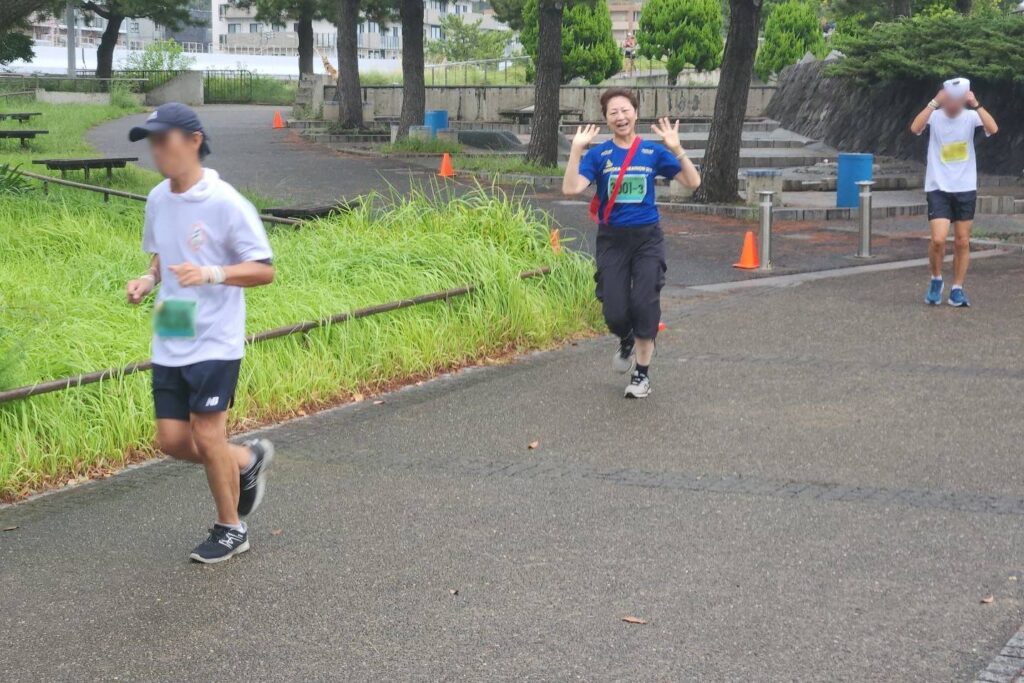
top-left (152, 359), bottom-right (241, 421)
top-left (927, 190), bottom-right (977, 222)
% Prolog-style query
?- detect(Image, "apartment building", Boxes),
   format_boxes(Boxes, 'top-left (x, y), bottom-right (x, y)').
top-left (212, 0), bottom-right (499, 60)
top-left (608, 0), bottom-right (644, 44)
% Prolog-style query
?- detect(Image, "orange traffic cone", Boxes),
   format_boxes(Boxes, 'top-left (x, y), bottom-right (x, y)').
top-left (438, 152), bottom-right (455, 178)
top-left (550, 228), bottom-right (561, 254)
top-left (272, 111), bottom-right (285, 129)
top-left (733, 230), bottom-right (760, 269)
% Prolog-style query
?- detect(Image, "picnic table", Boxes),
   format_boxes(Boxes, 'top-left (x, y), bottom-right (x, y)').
top-left (32, 157), bottom-right (138, 180)
top-left (499, 105), bottom-right (584, 125)
top-left (0, 111), bottom-right (42, 123)
top-left (0, 130), bottom-right (47, 147)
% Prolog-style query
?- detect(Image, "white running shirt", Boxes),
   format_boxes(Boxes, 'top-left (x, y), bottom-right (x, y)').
top-left (921, 109), bottom-right (986, 193)
top-left (142, 168), bottom-right (273, 367)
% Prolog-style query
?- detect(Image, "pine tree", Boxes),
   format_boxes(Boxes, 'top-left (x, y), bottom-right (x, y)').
top-left (754, 0), bottom-right (824, 80)
top-left (521, 0), bottom-right (622, 85)
top-left (637, 0), bottom-right (723, 83)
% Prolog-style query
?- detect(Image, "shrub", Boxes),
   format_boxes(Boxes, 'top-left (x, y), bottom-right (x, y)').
top-left (754, 0), bottom-right (825, 80)
top-left (827, 13), bottom-right (1024, 83)
top-left (380, 137), bottom-right (463, 154)
top-left (636, 0), bottom-right (723, 83)
top-left (120, 39), bottom-right (196, 72)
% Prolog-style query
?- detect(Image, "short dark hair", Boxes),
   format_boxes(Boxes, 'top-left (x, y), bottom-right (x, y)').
top-left (600, 88), bottom-right (639, 115)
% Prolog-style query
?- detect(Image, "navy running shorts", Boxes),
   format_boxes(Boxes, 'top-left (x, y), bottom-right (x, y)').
top-left (152, 359), bottom-right (241, 421)
top-left (927, 190), bottom-right (977, 222)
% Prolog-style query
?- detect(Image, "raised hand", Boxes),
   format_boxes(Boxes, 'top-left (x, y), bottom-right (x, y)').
top-left (966, 90), bottom-right (979, 108)
top-left (652, 117), bottom-right (683, 154)
top-left (571, 124), bottom-right (600, 151)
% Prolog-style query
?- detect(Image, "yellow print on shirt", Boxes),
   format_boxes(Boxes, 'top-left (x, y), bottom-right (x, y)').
top-left (940, 141), bottom-right (969, 164)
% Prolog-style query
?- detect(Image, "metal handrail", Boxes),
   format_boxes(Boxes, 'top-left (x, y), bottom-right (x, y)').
top-left (20, 170), bottom-right (302, 226)
top-left (0, 267), bottom-right (551, 404)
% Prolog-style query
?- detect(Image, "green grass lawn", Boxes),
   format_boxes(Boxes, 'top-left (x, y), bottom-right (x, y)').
top-left (0, 100), bottom-right (600, 500)
top-left (452, 155), bottom-right (564, 177)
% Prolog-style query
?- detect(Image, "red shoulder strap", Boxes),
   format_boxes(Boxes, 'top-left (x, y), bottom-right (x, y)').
top-left (590, 137), bottom-right (642, 224)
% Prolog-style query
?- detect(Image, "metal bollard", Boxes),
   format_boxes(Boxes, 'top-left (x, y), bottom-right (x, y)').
top-left (759, 190), bottom-right (774, 272)
top-left (856, 180), bottom-right (875, 258)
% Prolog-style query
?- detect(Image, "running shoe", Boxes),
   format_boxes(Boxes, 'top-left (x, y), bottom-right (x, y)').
top-left (612, 334), bottom-right (636, 374)
top-left (238, 438), bottom-right (275, 517)
top-left (948, 287), bottom-right (971, 307)
top-left (189, 524), bottom-right (249, 564)
top-left (925, 278), bottom-right (944, 305)
top-left (624, 371), bottom-right (651, 399)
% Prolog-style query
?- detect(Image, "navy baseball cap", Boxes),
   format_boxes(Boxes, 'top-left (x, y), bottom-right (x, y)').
top-left (129, 102), bottom-right (211, 156)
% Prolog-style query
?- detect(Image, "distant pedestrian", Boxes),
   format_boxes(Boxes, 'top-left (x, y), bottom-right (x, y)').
top-left (125, 103), bottom-right (277, 564)
top-left (910, 77), bottom-right (998, 307)
top-left (562, 87), bottom-right (701, 398)
top-left (623, 33), bottom-right (637, 74)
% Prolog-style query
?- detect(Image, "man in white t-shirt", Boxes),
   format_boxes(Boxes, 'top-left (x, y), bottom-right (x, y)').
top-left (124, 103), bottom-right (277, 564)
top-left (910, 77), bottom-right (998, 307)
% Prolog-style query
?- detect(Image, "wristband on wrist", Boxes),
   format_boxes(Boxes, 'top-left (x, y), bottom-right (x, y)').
top-left (139, 273), bottom-right (156, 283)
top-left (928, 99), bottom-right (940, 110)
top-left (201, 266), bottom-right (226, 285)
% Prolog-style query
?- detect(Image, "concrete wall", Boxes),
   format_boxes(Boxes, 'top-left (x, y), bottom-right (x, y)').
top-left (767, 60), bottom-right (1024, 176)
top-left (145, 71), bottom-right (204, 107)
top-left (351, 85), bottom-right (776, 122)
top-left (36, 89), bottom-right (110, 105)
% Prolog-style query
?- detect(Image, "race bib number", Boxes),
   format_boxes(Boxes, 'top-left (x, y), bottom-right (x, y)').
top-left (154, 299), bottom-right (196, 338)
top-left (608, 173), bottom-right (648, 204)
top-left (940, 141), bottom-right (969, 163)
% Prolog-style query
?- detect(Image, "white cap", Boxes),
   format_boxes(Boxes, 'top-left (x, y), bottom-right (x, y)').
top-left (943, 77), bottom-right (970, 100)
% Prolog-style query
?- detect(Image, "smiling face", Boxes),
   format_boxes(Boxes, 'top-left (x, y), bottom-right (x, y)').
top-left (604, 96), bottom-right (637, 139)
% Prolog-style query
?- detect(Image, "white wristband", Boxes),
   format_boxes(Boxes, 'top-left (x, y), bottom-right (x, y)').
top-left (202, 266), bottom-right (226, 285)
top-left (139, 273), bottom-right (156, 283)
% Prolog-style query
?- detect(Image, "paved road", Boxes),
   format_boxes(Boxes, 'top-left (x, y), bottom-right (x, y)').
top-left (4, 253), bottom-right (1024, 681)
top-left (2, 105), bottom-right (1015, 680)
top-left (88, 105), bottom-right (950, 287)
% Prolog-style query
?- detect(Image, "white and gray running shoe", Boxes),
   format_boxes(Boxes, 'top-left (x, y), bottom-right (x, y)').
top-left (624, 371), bottom-right (650, 399)
top-left (612, 335), bottom-right (636, 374)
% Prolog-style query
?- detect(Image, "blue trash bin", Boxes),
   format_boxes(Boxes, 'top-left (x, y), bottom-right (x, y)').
top-left (424, 110), bottom-right (449, 138)
top-left (836, 153), bottom-right (873, 208)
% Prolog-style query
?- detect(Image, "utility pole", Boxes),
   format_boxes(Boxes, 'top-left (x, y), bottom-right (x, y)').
top-left (66, 0), bottom-right (76, 77)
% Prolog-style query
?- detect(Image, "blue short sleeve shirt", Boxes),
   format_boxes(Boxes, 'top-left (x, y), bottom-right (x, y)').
top-left (579, 139), bottom-right (682, 227)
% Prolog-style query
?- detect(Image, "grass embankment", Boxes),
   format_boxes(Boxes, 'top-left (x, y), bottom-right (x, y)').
top-left (0, 101), bottom-right (600, 500)
top-left (452, 156), bottom-right (564, 177)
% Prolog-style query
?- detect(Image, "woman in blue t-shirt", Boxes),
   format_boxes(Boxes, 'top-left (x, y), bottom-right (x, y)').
top-left (562, 87), bottom-right (701, 399)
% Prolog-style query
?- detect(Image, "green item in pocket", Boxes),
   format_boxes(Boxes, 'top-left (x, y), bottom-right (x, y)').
top-left (154, 298), bottom-right (197, 338)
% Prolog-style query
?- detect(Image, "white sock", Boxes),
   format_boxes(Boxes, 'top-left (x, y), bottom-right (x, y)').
top-left (931, 275), bottom-right (943, 282)
top-left (951, 284), bottom-right (962, 290)
top-left (218, 521), bottom-right (246, 533)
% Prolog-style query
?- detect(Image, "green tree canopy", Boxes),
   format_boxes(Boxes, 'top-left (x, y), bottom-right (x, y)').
top-left (490, 0), bottom-right (526, 31)
top-left (521, 0), bottom-right (622, 84)
top-left (827, 13), bottom-right (1024, 82)
top-left (754, 0), bottom-right (824, 79)
top-left (636, 0), bottom-right (723, 83)
top-left (426, 14), bottom-right (511, 62)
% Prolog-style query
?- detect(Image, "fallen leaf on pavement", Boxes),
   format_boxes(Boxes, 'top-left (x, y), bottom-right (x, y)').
top-left (2, 526), bottom-right (17, 532)
top-left (373, 400), bottom-right (385, 406)
top-left (622, 616), bottom-right (646, 624)
top-left (527, 441), bottom-right (539, 450)
top-left (981, 595), bottom-right (994, 604)
top-left (449, 589), bottom-right (459, 596)
top-left (352, 393), bottom-right (365, 403)
top-left (270, 529), bottom-right (283, 536)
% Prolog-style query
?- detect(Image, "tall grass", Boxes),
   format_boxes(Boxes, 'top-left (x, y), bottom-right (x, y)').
top-left (0, 187), bottom-right (600, 498)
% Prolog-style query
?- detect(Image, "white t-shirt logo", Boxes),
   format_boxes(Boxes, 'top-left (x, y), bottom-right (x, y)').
top-left (188, 221), bottom-right (207, 252)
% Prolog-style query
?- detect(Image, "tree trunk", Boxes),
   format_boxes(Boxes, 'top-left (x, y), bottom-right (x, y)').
top-left (297, 15), bottom-right (314, 76)
top-left (95, 13), bottom-right (124, 80)
top-left (893, 0), bottom-right (912, 17)
top-left (525, 0), bottom-right (563, 167)
top-left (693, 0), bottom-right (761, 204)
top-left (335, 0), bottom-right (363, 128)
top-left (954, 0), bottom-right (972, 14)
top-left (397, 0), bottom-right (425, 138)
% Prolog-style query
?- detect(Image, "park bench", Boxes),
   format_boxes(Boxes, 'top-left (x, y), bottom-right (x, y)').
top-left (0, 129), bottom-right (47, 147)
top-left (31, 156), bottom-right (138, 180)
top-left (0, 112), bottom-right (42, 124)
top-left (499, 105), bottom-right (584, 125)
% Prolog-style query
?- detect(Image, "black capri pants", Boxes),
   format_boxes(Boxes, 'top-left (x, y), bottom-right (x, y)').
top-left (594, 222), bottom-right (667, 340)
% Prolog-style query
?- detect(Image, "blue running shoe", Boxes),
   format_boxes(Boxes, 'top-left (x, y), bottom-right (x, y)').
top-left (925, 278), bottom-right (943, 305)
top-left (948, 287), bottom-right (970, 307)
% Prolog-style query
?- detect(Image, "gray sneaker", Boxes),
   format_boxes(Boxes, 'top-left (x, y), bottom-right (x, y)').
top-left (612, 336), bottom-right (636, 374)
top-left (238, 438), bottom-right (274, 517)
top-left (624, 371), bottom-right (650, 399)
